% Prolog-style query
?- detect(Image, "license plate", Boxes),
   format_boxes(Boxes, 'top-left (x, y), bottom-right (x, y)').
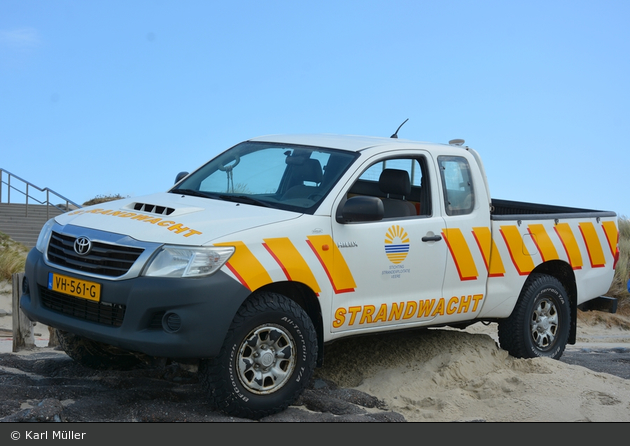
top-left (48, 273), bottom-right (101, 302)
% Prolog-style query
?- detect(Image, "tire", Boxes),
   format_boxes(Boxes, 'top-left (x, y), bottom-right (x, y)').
top-left (498, 273), bottom-right (570, 360)
top-left (56, 330), bottom-right (144, 370)
top-left (199, 292), bottom-right (318, 419)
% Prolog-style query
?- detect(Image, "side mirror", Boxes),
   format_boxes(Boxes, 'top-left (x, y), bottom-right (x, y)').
top-left (336, 196), bottom-right (384, 223)
top-left (174, 171), bottom-right (189, 184)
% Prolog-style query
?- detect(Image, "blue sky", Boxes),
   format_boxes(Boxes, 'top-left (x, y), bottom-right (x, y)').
top-left (1, 1), bottom-right (629, 217)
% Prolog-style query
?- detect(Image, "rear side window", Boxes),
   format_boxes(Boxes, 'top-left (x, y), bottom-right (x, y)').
top-left (438, 156), bottom-right (474, 216)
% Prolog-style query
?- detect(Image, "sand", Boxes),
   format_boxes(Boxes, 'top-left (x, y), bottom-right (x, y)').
top-left (2, 279), bottom-right (630, 422)
top-left (314, 326), bottom-right (630, 422)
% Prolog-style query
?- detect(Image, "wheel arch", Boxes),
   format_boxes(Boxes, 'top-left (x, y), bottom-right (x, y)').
top-left (529, 260), bottom-right (578, 344)
top-left (251, 281), bottom-right (324, 366)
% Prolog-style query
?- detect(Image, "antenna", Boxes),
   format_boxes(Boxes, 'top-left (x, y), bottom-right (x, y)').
top-left (390, 118), bottom-right (409, 138)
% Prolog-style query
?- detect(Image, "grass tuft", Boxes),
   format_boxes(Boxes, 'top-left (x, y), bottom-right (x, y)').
top-left (0, 232), bottom-right (28, 281)
top-left (607, 216), bottom-right (630, 314)
top-left (82, 194), bottom-right (128, 207)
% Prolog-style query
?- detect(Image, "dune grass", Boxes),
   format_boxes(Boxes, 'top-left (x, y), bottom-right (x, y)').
top-left (0, 232), bottom-right (28, 282)
top-left (609, 216), bottom-right (630, 314)
top-left (81, 193), bottom-right (128, 207)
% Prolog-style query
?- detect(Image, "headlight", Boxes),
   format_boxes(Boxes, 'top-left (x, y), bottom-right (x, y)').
top-left (143, 245), bottom-right (234, 278)
top-left (35, 218), bottom-right (56, 253)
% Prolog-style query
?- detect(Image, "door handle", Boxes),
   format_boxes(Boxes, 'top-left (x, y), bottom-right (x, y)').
top-left (422, 235), bottom-right (442, 242)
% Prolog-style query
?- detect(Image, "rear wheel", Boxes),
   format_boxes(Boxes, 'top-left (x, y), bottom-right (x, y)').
top-left (56, 330), bottom-right (144, 370)
top-left (498, 273), bottom-right (570, 360)
top-left (199, 292), bottom-right (317, 419)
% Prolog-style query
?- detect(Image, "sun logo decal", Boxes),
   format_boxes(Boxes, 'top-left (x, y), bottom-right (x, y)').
top-left (384, 225), bottom-right (410, 264)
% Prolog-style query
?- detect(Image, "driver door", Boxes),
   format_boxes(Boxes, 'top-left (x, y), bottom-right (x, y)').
top-left (330, 152), bottom-right (448, 333)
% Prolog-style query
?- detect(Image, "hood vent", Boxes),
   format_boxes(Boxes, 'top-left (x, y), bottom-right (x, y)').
top-left (132, 202), bottom-right (175, 216)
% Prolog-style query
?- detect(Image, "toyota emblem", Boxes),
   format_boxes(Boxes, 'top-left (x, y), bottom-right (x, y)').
top-left (74, 237), bottom-right (92, 256)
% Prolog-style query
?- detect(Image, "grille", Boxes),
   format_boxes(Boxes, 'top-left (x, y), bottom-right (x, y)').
top-left (47, 232), bottom-right (144, 277)
top-left (39, 286), bottom-right (125, 327)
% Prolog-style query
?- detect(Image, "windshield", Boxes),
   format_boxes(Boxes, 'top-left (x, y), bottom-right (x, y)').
top-left (171, 141), bottom-right (358, 213)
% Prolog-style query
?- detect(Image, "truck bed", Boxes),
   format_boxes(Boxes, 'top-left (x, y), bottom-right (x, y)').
top-left (491, 199), bottom-right (616, 220)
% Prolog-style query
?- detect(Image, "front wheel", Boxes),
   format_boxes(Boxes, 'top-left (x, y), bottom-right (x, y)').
top-left (498, 273), bottom-right (571, 360)
top-left (199, 292), bottom-right (318, 419)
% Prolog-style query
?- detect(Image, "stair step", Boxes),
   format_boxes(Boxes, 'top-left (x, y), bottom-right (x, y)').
top-left (0, 203), bottom-right (74, 249)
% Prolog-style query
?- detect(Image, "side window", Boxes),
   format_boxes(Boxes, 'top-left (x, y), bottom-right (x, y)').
top-left (349, 157), bottom-right (431, 218)
top-left (438, 156), bottom-right (474, 216)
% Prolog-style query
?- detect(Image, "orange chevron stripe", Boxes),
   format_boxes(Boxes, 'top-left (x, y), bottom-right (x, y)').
top-left (500, 225), bottom-right (535, 276)
top-left (263, 237), bottom-right (321, 294)
top-left (554, 223), bottom-right (583, 270)
top-left (601, 220), bottom-right (620, 269)
top-left (307, 235), bottom-right (356, 294)
top-left (527, 224), bottom-right (560, 262)
top-left (214, 241), bottom-right (272, 291)
top-left (472, 227), bottom-right (505, 277)
top-left (579, 222), bottom-right (606, 268)
top-left (442, 228), bottom-right (478, 281)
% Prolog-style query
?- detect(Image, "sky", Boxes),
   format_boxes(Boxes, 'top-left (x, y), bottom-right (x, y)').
top-left (1, 0), bottom-right (629, 217)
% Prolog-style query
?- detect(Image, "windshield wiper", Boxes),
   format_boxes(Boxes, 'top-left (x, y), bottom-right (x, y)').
top-left (170, 189), bottom-right (271, 208)
top-left (170, 188), bottom-right (215, 199)
top-left (218, 194), bottom-right (270, 208)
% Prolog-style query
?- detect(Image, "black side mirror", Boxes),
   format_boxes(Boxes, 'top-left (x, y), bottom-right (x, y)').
top-left (336, 196), bottom-right (384, 223)
top-left (174, 171), bottom-right (189, 184)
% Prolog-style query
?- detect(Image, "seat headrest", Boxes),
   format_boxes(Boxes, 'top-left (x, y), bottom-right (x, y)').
top-left (294, 158), bottom-right (323, 183)
top-left (379, 169), bottom-right (411, 197)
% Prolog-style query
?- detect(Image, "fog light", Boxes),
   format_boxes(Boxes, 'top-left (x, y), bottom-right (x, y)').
top-left (162, 312), bottom-right (182, 333)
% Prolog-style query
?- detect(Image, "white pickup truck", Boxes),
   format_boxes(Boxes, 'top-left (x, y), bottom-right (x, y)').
top-left (21, 134), bottom-right (619, 419)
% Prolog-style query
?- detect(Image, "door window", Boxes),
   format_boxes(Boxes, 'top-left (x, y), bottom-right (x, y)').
top-left (348, 156), bottom-right (431, 218)
top-left (438, 156), bottom-right (474, 216)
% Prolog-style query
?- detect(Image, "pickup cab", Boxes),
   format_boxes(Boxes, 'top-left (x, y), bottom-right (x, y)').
top-left (20, 134), bottom-right (619, 419)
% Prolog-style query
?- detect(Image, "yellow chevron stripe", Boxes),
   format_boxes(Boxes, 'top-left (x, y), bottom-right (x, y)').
top-left (472, 227), bottom-right (505, 277)
top-left (214, 241), bottom-right (272, 291)
top-left (442, 228), bottom-right (478, 281)
top-left (263, 237), bottom-right (321, 294)
top-left (307, 235), bottom-right (356, 293)
top-left (554, 223), bottom-right (583, 270)
top-left (601, 220), bottom-right (619, 257)
top-left (527, 224), bottom-right (560, 262)
top-left (579, 222), bottom-right (606, 268)
top-left (500, 225), bottom-right (535, 275)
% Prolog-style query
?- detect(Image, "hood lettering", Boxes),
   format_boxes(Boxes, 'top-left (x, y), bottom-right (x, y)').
top-left (67, 208), bottom-right (203, 238)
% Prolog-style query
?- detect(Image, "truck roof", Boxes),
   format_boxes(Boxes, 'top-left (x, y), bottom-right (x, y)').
top-left (248, 134), bottom-right (445, 152)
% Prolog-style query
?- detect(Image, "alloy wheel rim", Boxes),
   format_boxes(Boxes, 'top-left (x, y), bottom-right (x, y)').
top-left (236, 324), bottom-right (297, 395)
top-left (530, 297), bottom-right (559, 350)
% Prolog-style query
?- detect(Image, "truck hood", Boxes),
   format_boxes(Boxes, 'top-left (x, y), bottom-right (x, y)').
top-left (54, 192), bottom-right (301, 245)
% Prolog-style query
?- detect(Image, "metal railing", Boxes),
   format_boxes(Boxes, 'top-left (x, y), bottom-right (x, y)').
top-left (0, 168), bottom-right (82, 219)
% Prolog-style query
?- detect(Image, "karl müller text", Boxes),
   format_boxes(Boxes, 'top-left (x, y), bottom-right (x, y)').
top-left (25, 430), bottom-right (86, 440)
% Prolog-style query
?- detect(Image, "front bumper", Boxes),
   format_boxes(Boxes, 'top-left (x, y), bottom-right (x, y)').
top-left (21, 248), bottom-right (250, 358)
